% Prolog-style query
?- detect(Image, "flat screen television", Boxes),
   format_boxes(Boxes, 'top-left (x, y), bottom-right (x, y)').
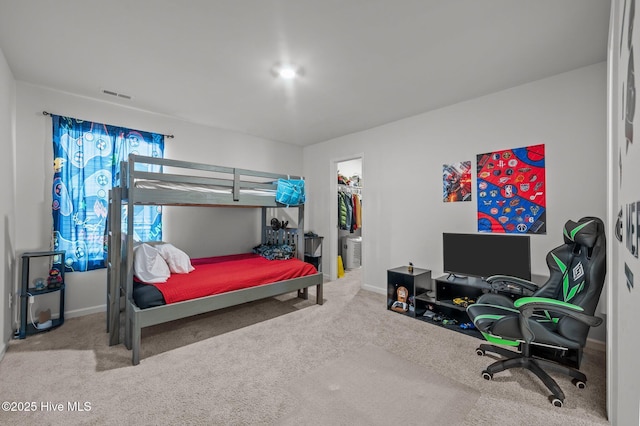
top-left (442, 233), bottom-right (531, 280)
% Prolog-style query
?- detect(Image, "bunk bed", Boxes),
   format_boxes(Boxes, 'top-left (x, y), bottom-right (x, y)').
top-left (107, 154), bottom-right (323, 365)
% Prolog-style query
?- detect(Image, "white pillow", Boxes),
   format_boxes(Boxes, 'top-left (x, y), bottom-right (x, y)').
top-left (155, 243), bottom-right (195, 274)
top-left (133, 243), bottom-right (171, 283)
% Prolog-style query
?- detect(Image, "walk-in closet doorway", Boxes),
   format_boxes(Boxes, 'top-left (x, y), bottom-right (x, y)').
top-left (329, 155), bottom-right (364, 284)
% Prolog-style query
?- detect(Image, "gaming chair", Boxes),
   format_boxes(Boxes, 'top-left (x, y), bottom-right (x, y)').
top-left (466, 217), bottom-right (606, 407)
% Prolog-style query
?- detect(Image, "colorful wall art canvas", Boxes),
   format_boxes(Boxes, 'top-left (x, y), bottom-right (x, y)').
top-left (443, 161), bottom-right (472, 202)
top-left (476, 144), bottom-right (546, 234)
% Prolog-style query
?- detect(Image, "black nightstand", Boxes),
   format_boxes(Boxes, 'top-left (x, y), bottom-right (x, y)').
top-left (304, 235), bottom-right (323, 272)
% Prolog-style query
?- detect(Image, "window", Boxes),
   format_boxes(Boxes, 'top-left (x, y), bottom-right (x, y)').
top-left (51, 115), bottom-right (164, 271)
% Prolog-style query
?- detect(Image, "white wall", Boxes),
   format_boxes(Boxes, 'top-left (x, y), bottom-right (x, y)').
top-left (607, 1), bottom-right (640, 424)
top-left (13, 82), bottom-right (305, 322)
top-left (337, 158), bottom-right (362, 182)
top-left (0, 47), bottom-right (16, 357)
top-left (304, 63), bottom-right (607, 321)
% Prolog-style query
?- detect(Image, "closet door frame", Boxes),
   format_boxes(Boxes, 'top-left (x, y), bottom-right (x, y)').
top-left (330, 154), bottom-right (365, 281)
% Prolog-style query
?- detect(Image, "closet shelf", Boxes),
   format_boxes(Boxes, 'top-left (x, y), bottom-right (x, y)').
top-left (338, 184), bottom-right (363, 193)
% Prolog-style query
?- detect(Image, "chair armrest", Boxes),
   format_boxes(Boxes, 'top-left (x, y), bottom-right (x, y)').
top-left (514, 296), bottom-right (603, 344)
top-left (485, 275), bottom-right (539, 294)
top-left (514, 297), bottom-right (603, 327)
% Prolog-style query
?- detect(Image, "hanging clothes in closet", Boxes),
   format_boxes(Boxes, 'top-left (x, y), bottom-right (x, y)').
top-left (338, 191), bottom-right (351, 230)
top-left (338, 192), bottom-right (348, 230)
top-left (338, 187), bottom-right (362, 232)
top-left (353, 192), bottom-right (362, 230)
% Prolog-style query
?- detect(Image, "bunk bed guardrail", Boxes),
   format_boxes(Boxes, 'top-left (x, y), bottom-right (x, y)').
top-left (121, 154), bottom-right (304, 206)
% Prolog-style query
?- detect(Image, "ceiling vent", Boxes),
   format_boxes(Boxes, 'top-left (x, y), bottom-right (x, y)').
top-left (102, 89), bottom-right (132, 100)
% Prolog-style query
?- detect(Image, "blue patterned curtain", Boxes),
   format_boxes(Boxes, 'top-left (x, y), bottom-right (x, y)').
top-left (51, 115), bottom-right (164, 272)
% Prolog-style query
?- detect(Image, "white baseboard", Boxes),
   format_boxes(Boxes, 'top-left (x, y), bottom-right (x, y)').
top-left (8, 305), bottom-right (107, 339)
top-left (64, 304), bottom-right (106, 319)
top-left (586, 337), bottom-right (606, 352)
top-left (361, 283), bottom-right (386, 295)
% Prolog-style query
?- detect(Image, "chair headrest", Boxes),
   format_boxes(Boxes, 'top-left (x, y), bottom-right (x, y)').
top-left (563, 218), bottom-right (600, 248)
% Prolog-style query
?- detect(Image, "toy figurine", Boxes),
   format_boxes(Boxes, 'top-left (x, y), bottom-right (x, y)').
top-left (47, 268), bottom-right (63, 289)
top-left (391, 286), bottom-right (409, 313)
top-left (33, 277), bottom-right (46, 291)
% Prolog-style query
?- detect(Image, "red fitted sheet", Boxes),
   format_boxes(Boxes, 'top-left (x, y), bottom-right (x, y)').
top-left (143, 253), bottom-right (318, 305)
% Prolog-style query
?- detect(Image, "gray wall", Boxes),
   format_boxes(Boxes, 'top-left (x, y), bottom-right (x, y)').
top-left (304, 64), bottom-right (609, 349)
top-left (0, 46), bottom-right (16, 357)
top-left (11, 82), bottom-right (305, 322)
top-left (608, 1), bottom-right (640, 424)
top-left (304, 63), bottom-right (607, 298)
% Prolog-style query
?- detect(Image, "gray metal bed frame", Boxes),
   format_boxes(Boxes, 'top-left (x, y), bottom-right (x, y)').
top-left (107, 154), bottom-right (323, 365)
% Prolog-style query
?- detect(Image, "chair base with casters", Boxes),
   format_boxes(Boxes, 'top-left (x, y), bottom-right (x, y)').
top-left (475, 342), bottom-right (587, 408)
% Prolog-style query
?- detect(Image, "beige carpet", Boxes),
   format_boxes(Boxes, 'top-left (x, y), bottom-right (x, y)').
top-left (0, 269), bottom-right (609, 425)
top-left (279, 344), bottom-right (479, 425)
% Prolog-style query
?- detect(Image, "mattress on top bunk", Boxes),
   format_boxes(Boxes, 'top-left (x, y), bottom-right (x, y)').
top-left (133, 253), bottom-right (318, 309)
top-left (135, 180), bottom-right (276, 196)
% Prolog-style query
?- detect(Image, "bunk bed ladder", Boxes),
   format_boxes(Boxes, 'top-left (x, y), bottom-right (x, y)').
top-left (124, 159), bottom-right (136, 353)
top-left (296, 205), bottom-right (309, 301)
top-left (107, 187), bottom-right (122, 345)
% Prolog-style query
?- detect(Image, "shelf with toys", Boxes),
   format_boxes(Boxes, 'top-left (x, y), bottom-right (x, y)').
top-left (387, 266), bottom-right (482, 338)
top-left (387, 263), bottom-right (549, 339)
top-left (386, 265), bottom-right (432, 317)
top-left (17, 251), bottom-right (66, 339)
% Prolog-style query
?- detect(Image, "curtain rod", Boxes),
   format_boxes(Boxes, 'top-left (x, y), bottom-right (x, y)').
top-left (42, 111), bottom-right (175, 139)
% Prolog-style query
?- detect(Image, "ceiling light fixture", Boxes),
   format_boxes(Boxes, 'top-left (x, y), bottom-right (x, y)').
top-left (271, 63), bottom-right (303, 80)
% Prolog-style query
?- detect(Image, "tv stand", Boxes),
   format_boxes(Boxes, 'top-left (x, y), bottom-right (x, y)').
top-left (434, 275), bottom-right (492, 308)
top-left (410, 274), bottom-right (536, 338)
top-left (387, 270), bottom-right (547, 331)
top-left (432, 273), bottom-right (580, 368)
top-left (387, 270), bottom-right (579, 367)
